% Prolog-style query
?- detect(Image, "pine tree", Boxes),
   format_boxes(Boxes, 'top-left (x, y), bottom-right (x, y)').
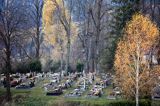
top-left (102, 0), bottom-right (141, 72)
top-left (111, 0), bottom-right (140, 36)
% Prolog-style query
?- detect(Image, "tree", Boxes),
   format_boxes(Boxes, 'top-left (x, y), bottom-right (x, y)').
top-left (100, 43), bottom-right (117, 72)
top-left (29, 0), bottom-right (44, 59)
top-left (74, 0), bottom-right (94, 73)
top-left (89, 0), bottom-right (107, 73)
top-left (43, 0), bottom-right (76, 74)
top-left (76, 62), bottom-right (84, 72)
top-left (98, 0), bottom-right (140, 73)
top-left (29, 59), bottom-right (42, 72)
top-left (74, 0), bottom-right (111, 73)
top-left (114, 13), bottom-right (160, 106)
top-left (111, 0), bottom-right (140, 36)
top-left (0, 0), bottom-right (28, 101)
top-left (140, 0), bottom-right (160, 27)
top-left (44, 20), bottom-right (67, 78)
top-left (52, 22), bottom-right (66, 76)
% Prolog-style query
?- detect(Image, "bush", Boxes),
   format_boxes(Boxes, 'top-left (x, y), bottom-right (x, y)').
top-left (44, 60), bottom-right (63, 73)
top-left (14, 60), bottom-right (42, 73)
top-left (50, 61), bottom-right (60, 73)
top-left (76, 62), bottom-right (84, 72)
top-left (151, 100), bottom-right (160, 106)
top-left (16, 62), bottom-right (30, 73)
top-left (29, 59), bottom-right (42, 72)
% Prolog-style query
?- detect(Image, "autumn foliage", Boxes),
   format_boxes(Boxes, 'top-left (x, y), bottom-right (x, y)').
top-left (114, 13), bottom-right (160, 99)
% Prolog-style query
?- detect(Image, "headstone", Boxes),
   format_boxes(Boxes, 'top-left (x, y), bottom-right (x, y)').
top-left (83, 78), bottom-right (86, 90)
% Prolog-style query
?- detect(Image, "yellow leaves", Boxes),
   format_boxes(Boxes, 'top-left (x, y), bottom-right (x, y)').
top-left (42, 0), bottom-right (64, 34)
top-left (42, 0), bottom-right (75, 40)
top-left (43, 0), bottom-right (65, 44)
top-left (124, 13), bottom-right (159, 52)
top-left (43, 0), bottom-right (55, 27)
top-left (42, 0), bottom-right (78, 64)
top-left (114, 13), bottom-right (159, 98)
top-left (43, 0), bottom-right (69, 26)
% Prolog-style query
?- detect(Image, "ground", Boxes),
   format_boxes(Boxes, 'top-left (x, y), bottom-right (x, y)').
top-left (0, 78), bottom-right (115, 106)
top-left (0, 78), bottom-right (160, 106)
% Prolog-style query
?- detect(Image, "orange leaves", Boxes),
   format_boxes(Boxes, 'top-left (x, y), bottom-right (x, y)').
top-left (124, 13), bottom-right (159, 53)
top-left (114, 13), bottom-right (159, 98)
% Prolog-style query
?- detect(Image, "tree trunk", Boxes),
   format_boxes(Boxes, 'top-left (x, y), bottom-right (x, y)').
top-left (91, 38), bottom-right (95, 73)
top-left (136, 43), bottom-right (140, 106)
top-left (88, 38), bottom-right (92, 73)
top-left (5, 46), bottom-right (11, 101)
top-left (60, 47), bottom-right (64, 80)
top-left (85, 48), bottom-right (90, 73)
top-left (36, 26), bottom-right (40, 60)
top-left (136, 68), bottom-right (139, 106)
top-left (91, 57), bottom-right (95, 73)
top-left (65, 30), bottom-right (71, 75)
top-left (94, 28), bottom-right (100, 74)
top-left (158, 58), bottom-right (160, 65)
top-left (94, 42), bottom-right (99, 74)
top-left (94, 0), bottom-right (102, 74)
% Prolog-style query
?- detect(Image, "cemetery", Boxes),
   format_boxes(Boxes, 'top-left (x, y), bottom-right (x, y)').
top-left (1, 0), bottom-right (160, 106)
top-left (0, 67), bottom-right (159, 106)
top-left (1, 71), bottom-right (159, 106)
top-left (0, 72), bottom-right (122, 105)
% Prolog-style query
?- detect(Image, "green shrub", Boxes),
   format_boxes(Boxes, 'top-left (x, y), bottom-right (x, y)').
top-left (14, 62), bottom-right (30, 73)
top-left (76, 62), bottom-right (84, 72)
top-left (151, 100), bottom-right (160, 106)
top-left (14, 59), bottom-right (42, 73)
top-left (29, 59), bottom-right (42, 72)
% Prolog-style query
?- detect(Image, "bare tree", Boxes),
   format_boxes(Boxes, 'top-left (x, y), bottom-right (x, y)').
top-left (0, 0), bottom-right (27, 101)
top-left (51, 0), bottom-right (74, 74)
top-left (29, 0), bottom-right (43, 59)
top-left (89, 0), bottom-right (109, 74)
top-left (74, 0), bottom-right (109, 73)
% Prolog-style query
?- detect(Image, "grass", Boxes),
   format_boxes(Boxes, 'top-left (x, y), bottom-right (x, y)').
top-left (104, 86), bottom-right (112, 96)
top-left (0, 78), bottom-right (115, 106)
top-left (0, 88), bottom-right (5, 96)
top-left (1, 79), bottom-right (160, 106)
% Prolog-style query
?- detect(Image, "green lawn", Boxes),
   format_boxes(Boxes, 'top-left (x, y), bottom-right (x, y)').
top-left (0, 79), bottom-right (115, 106)
top-left (1, 79), bottom-right (160, 106)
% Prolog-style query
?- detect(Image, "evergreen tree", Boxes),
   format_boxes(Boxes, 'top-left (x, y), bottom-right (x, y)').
top-left (100, 0), bottom-right (140, 72)
top-left (111, 0), bottom-right (140, 36)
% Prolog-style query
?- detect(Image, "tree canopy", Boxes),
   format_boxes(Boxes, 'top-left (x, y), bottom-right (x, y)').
top-left (114, 13), bottom-right (160, 99)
